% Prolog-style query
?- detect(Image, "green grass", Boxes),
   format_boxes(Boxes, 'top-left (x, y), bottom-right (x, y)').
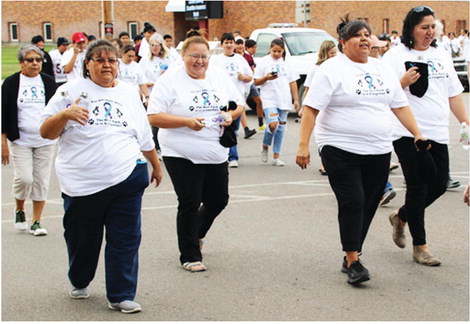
top-left (2, 44), bottom-right (55, 79)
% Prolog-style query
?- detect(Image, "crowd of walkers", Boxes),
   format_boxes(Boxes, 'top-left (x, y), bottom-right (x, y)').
top-left (2, 6), bottom-right (469, 313)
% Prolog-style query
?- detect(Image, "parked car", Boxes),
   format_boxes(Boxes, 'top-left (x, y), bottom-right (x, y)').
top-left (249, 23), bottom-right (337, 107)
top-left (453, 56), bottom-right (469, 92)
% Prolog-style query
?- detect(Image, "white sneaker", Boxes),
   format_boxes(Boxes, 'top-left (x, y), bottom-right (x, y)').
top-left (228, 160), bottom-right (239, 168)
top-left (272, 159), bottom-right (285, 167)
top-left (109, 300), bottom-right (142, 313)
top-left (29, 221), bottom-right (48, 236)
top-left (261, 148), bottom-right (268, 163)
top-left (14, 210), bottom-right (28, 231)
top-left (69, 286), bottom-right (89, 299)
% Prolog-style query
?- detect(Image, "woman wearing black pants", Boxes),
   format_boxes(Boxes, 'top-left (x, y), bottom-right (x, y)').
top-left (148, 35), bottom-right (244, 272)
top-left (383, 6), bottom-right (469, 266)
top-left (296, 18), bottom-right (425, 285)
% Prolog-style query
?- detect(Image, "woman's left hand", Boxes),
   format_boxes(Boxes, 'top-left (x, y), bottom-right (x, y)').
top-left (220, 112), bottom-right (233, 126)
top-left (150, 165), bottom-right (163, 187)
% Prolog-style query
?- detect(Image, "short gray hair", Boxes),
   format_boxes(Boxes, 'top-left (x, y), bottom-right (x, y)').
top-left (17, 44), bottom-right (43, 61)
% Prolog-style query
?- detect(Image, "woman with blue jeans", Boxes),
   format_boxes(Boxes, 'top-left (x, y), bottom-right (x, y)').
top-left (40, 40), bottom-right (162, 313)
top-left (254, 38), bottom-right (299, 166)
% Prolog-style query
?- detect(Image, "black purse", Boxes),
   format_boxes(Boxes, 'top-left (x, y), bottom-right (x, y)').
top-left (219, 101), bottom-right (238, 148)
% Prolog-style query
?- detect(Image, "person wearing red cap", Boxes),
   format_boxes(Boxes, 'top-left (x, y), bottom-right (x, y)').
top-left (61, 32), bottom-right (88, 82)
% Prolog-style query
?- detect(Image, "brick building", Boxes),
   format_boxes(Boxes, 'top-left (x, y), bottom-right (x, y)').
top-left (2, 1), bottom-right (468, 45)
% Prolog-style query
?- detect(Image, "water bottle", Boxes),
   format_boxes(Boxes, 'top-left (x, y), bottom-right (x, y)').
top-left (459, 122), bottom-right (469, 150)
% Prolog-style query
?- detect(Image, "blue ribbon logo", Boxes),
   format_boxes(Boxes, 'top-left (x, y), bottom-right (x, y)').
top-left (201, 92), bottom-right (211, 105)
top-left (104, 102), bottom-right (113, 119)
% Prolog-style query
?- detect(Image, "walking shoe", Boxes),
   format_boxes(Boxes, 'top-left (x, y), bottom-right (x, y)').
top-left (257, 124), bottom-right (267, 131)
top-left (261, 148), bottom-right (268, 163)
top-left (347, 260), bottom-right (370, 285)
top-left (412, 246), bottom-right (441, 266)
top-left (108, 300), bottom-right (142, 314)
top-left (380, 188), bottom-right (396, 206)
top-left (447, 178), bottom-right (460, 189)
top-left (69, 286), bottom-right (89, 299)
top-left (389, 210), bottom-right (405, 248)
top-left (228, 160), bottom-right (239, 168)
top-left (14, 210), bottom-right (28, 231)
top-left (272, 159), bottom-right (285, 167)
top-left (244, 128), bottom-right (257, 139)
top-left (389, 162), bottom-right (399, 172)
top-left (29, 220), bottom-right (47, 236)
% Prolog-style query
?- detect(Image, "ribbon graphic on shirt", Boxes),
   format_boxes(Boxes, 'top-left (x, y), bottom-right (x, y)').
top-left (31, 86), bottom-right (38, 99)
top-left (364, 75), bottom-right (375, 89)
top-left (427, 60), bottom-right (438, 72)
top-left (104, 102), bottom-right (113, 119)
top-left (201, 92), bottom-right (211, 105)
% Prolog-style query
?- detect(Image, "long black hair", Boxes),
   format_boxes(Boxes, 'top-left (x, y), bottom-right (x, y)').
top-left (401, 6), bottom-right (437, 49)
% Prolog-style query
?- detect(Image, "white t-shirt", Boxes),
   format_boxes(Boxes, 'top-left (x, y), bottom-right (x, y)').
top-left (147, 65), bottom-right (244, 164)
top-left (304, 53), bottom-right (409, 155)
top-left (139, 55), bottom-right (175, 92)
top-left (15, 74), bottom-right (57, 147)
top-left (60, 47), bottom-right (86, 82)
top-left (209, 53), bottom-right (253, 97)
top-left (138, 37), bottom-right (150, 59)
top-left (382, 44), bottom-right (464, 144)
top-left (49, 49), bottom-right (67, 83)
top-left (254, 55), bottom-right (299, 110)
top-left (41, 78), bottom-right (155, 197)
top-left (117, 60), bottom-right (147, 94)
top-left (304, 64), bottom-right (319, 88)
top-left (390, 35), bottom-right (401, 47)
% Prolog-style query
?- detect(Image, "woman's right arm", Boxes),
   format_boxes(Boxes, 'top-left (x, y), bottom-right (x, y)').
top-left (296, 106), bottom-right (319, 170)
top-left (40, 98), bottom-right (89, 140)
top-left (148, 112), bottom-right (205, 131)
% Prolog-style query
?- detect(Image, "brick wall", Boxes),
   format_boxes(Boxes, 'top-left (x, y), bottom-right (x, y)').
top-left (2, 1), bottom-right (468, 45)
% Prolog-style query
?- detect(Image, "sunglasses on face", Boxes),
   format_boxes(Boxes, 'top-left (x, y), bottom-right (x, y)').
top-left (23, 57), bottom-right (43, 63)
top-left (412, 6), bottom-right (434, 14)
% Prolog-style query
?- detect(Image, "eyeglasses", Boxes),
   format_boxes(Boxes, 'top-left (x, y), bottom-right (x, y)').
top-left (23, 57), bottom-right (43, 63)
top-left (187, 53), bottom-right (210, 61)
top-left (412, 6), bottom-right (434, 14)
top-left (90, 57), bottom-right (119, 65)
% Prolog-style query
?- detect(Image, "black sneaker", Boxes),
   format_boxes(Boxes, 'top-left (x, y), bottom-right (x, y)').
top-left (244, 128), bottom-right (257, 139)
top-left (347, 260), bottom-right (370, 285)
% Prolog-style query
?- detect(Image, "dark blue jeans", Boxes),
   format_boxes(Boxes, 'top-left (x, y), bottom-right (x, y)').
top-left (62, 163), bottom-right (149, 303)
top-left (163, 157), bottom-right (229, 264)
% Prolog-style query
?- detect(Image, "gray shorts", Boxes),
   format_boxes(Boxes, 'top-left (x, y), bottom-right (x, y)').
top-left (248, 83), bottom-right (260, 98)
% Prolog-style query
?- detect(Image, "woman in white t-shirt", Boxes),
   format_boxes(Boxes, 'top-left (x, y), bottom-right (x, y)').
top-left (1, 44), bottom-right (58, 237)
top-left (296, 19), bottom-right (425, 285)
top-left (40, 40), bottom-right (162, 313)
top-left (254, 38), bottom-right (300, 166)
top-left (117, 44), bottom-right (150, 106)
top-left (382, 6), bottom-right (469, 267)
top-left (148, 36), bottom-right (244, 273)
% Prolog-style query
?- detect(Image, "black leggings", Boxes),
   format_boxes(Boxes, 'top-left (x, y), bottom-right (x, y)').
top-left (393, 137), bottom-right (448, 246)
top-left (163, 157), bottom-right (229, 264)
top-left (321, 146), bottom-right (390, 252)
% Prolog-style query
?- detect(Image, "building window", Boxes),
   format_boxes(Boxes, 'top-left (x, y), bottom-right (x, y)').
top-left (457, 20), bottom-right (467, 33)
top-left (9, 22), bottom-right (18, 42)
top-left (383, 18), bottom-right (389, 34)
top-left (43, 23), bottom-right (52, 42)
top-left (128, 22), bottom-right (138, 39)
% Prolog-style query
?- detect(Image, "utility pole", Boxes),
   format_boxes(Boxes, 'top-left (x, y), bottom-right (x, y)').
top-left (103, 0), bottom-right (114, 40)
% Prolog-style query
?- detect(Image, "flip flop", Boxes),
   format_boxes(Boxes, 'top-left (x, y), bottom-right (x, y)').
top-left (182, 261), bottom-right (207, 272)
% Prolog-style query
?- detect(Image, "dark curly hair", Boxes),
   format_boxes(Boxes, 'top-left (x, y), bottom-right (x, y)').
top-left (401, 6), bottom-right (437, 50)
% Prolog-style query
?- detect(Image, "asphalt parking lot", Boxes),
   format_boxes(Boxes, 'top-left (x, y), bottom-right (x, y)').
top-left (2, 94), bottom-right (469, 321)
